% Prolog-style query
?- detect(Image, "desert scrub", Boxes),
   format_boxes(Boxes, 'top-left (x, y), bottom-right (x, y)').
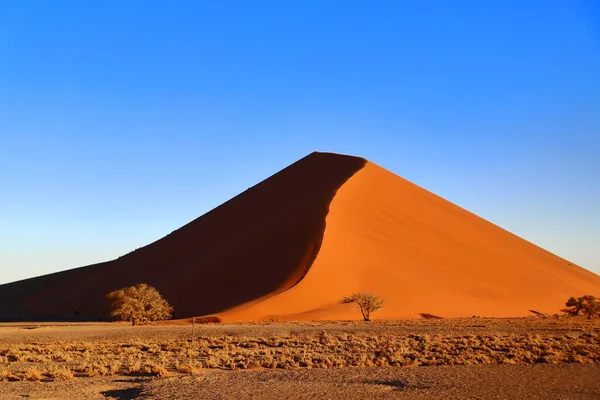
top-left (82, 360), bottom-right (123, 376)
top-left (23, 367), bottom-right (44, 381)
top-left (0, 366), bottom-right (17, 382)
top-left (175, 360), bottom-right (202, 374)
top-left (46, 365), bottom-right (75, 381)
top-left (142, 362), bottom-right (169, 377)
top-left (0, 330), bottom-right (599, 382)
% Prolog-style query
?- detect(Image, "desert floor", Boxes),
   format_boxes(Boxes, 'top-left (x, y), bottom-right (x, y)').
top-left (0, 317), bottom-right (598, 399)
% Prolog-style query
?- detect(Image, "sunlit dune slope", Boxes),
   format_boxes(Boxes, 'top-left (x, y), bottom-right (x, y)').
top-left (218, 161), bottom-right (600, 321)
top-left (0, 152), bottom-right (366, 321)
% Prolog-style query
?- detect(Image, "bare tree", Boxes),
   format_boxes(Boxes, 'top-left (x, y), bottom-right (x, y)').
top-left (342, 293), bottom-right (384, 321)
top-left (561, 295), bottom-right (599, 319)
top-left (107, 283), bottom-right (173, 325)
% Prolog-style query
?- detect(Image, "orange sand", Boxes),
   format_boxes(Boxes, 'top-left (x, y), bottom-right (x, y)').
top-left (1, 152), bottom-right (598, 321)
top-left (219, 160), bottom-right (600, 320)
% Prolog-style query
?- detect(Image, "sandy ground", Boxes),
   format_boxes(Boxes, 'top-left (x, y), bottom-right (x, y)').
top-left (1, 364), bottom-right (599, 399)
top-left (0, 376), bottom-right (147, 400)
top-left (142, 364), bottom-right (600, 400)
top-left (0, 317), bottom-right (597, 344)
top-left (0, 319), bottom-right (599, 399)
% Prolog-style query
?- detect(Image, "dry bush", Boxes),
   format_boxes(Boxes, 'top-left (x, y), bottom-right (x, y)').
top-left (561, 295), bottom-right (600, 318)
top-left (125, 360), bottom-right (143, 375)
top-left (142, 362), bottom-right (169, 376)
top-left (84, 361), bottom-right (121, 376)
top-left (51, 350), bottom-right (74, 362)
top-left (24, 367), bottom-right (44, 381)
top-left (0, 366), bottom-right (16, 382)
top-left (108, 360), bottom-right (123, 374)
top-left (46, 365), bottom-right (74, 381)
top-left (6, 347), bottom-right (26, 362)
top-left (107, 283), bottom-right (173, 325)
top-left (176, 361), bottom-right (202, 374)
top-left (82, 362), bottom-right (105, 377)
top-left (341, 293), bottom-right (384, 321)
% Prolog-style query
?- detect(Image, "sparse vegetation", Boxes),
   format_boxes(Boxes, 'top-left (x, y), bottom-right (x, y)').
top-left (561, 295), bottom-right (600, 318)
top-left (24, 367), bottom-right (44, 381)
top-left (0, 328), bottom-right (599, 382)
top-left (342, 293), bottom-right (384, 321)
top-left (0, 366), bottom-right (15, 382)
top-left (106, 283), bottom-right (173, 325)
top-left (46, 365), bottom-right (75, 381)
top-left (175, 360), bottom-right (203, 375)
top-left (0, 317), bottom-right (598, 386)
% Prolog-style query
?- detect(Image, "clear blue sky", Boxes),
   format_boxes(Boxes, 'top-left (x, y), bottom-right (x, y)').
top-left (1, 1), bottom-right (599, 284)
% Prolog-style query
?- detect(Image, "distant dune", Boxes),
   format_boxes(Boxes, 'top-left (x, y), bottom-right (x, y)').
top-left (1, 152), bottom-right (599, 321)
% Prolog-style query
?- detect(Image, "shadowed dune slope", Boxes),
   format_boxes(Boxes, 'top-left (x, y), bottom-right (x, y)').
top-left (218, 161), bottom-right (600, 321)
top-left (0, 152), bottom-right (367, 321)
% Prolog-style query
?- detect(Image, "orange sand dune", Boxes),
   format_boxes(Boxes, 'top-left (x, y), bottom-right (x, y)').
top-left (0, 152), bottom-right (365, 321)
top-left (219, 160), bottom-right (600, 321)
top-left (1, 152), bottom-right (598, 321)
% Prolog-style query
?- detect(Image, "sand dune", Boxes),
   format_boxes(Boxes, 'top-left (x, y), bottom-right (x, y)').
top-left (1, 152), bottom-right (598, 321)
top-left (0, 152), bottom-right (365, 320)
top-left (220, 160), bottom-right (600, 320)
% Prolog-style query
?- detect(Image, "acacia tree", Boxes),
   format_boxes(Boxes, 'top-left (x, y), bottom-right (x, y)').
top-left (561, 295), bottom-right (599, 318)
top-left (341, 293), bottom-right (384, 321)
top-left (106, 283), bottom-right (173, 325)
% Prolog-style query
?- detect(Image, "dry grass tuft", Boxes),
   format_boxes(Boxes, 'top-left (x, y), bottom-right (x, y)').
top-left (175, 360), bottom-right (202, 374)
top-left (0, 366), bottom-right (16, 382)
top-left (143, 362), bottom-right (169, 377)
top-left (23, 367), bottom-right (44, 382)
top-left (46, 365), bottom-right (75, 381)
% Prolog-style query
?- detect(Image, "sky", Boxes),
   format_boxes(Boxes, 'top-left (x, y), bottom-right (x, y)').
top-left (0, 0), bottom-right (599, 284)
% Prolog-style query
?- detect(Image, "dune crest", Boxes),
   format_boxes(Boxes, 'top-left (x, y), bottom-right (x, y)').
top-left (1, 152), bottom-right (599, 322)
